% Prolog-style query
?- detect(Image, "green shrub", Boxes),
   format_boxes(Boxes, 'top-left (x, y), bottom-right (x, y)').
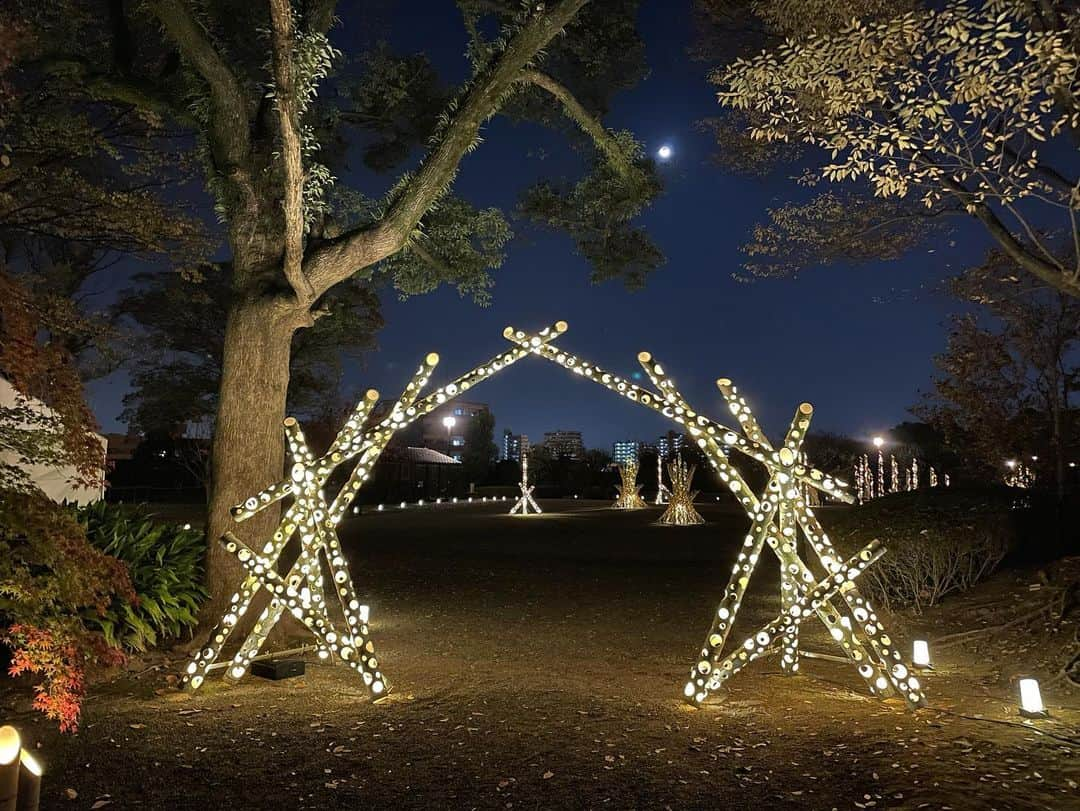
top-left (827, 487), bottom-right (1020, 613)
top-left (77, 502), bottom-right (207, 652)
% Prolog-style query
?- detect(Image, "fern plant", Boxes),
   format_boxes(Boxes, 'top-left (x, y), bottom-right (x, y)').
top-left (77, 503), bottom-right (207, 652)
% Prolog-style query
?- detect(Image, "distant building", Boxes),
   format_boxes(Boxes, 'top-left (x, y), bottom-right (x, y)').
top-left (657, 432), bottom-right (686, 459)
top-left (544, 430), bottom-right (584, 460)
top-left (104, 431), bottom-right (141, 466)
top-left (370, 446), bottom-right (462, 502)
top-left (417, 401), bottom-right (490, 462)
top-left (612, 440), bottom-right (640, 465)
top-left (502, 430), bottom-right (529, 463)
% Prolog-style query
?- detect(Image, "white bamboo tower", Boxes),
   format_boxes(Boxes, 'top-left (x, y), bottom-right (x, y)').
top-left (509, 451), bottom-right (541, 515)
top-left (655, 453), bottom-right (670, 504)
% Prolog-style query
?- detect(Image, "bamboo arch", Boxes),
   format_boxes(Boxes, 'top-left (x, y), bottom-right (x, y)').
top-left (181, 321), bottom-right (926, 711)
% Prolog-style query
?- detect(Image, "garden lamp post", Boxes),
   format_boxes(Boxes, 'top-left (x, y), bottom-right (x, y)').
top-left (443, 415), bottom-right (456, 456)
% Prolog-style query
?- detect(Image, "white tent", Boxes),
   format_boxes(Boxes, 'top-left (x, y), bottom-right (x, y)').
top-left (0, 377), bottom-right (106, 505)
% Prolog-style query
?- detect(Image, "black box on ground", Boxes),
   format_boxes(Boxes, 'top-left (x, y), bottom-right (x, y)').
top-left (250, 658), bottom-right (306, 680)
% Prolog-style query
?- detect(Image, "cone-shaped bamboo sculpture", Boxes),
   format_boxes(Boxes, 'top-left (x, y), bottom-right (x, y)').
top-left (657, 456), bottom-right (704, 525)
top-left (613, 460), bottom-right (647, 509)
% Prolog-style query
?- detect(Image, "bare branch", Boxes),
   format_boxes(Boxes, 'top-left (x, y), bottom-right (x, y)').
top-left (148, 0), bottom-right (251, 174)
top-left (519, 69), bottom-right (638, 180)
top-left (268, 0), bottom-right (315, 306)
top-left (36, 57), bottom-right (192, 124)
top-left (943, 178), bottom-right (1080, 297)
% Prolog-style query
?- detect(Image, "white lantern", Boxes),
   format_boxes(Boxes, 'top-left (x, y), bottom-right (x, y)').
top-left (912, 640), bottom-right (932, 670)
top-left (1018, 678), bottom-right (1047, 718)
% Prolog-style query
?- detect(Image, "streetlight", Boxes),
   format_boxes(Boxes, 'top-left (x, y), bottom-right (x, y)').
top-left (872, 436), bottom-right (884, 448)
top-left (442, 415), bottom-right (456, 455)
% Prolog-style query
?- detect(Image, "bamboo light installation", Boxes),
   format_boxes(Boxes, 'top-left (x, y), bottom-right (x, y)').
top-left (655, 454), bottom-right (670, 504)
top-left (182, 322), bottom-right (569, 697)
top-left (657, 456), bottom-right (703, 525)
top-left (191, 319), bottom-right (925, 711)
top-left (613, 460), bottom-right (647, 510)
top-left (509, 451), bottom-right (542, 515)
top-left (501, 326), bottom-right (925, 710)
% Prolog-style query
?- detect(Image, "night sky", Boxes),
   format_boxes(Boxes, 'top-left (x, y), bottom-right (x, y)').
top-left (86, 1), bottom-right (986, 450)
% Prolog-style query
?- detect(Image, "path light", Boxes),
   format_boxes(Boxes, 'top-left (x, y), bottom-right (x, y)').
top-left (418, 499), bottom-right (424, 506)
top-left (452, 497), bottom-right (458, 503)
top-left (0, 725), bottom-right (20, 810)
top-left (399, 501), bottom-right (406, 509)
top-left (183, 523), bottom-right (192, 530)
top-left (377, 504), bottom-right (384, 511)
top-left (1018, 678), bottom-right (1048, 718)
top-left (18, 749), bottom-right (41, 811)
top-left (358, 605), bottom-right (370, 624)
top-left (912, 639), bottom-right (933, 670)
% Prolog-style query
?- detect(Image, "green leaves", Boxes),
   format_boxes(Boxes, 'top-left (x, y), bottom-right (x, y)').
top-left (335, 45), bottom-right (451, 173)
top-left (380, 197), bottom-right (512, 305)
top-left (518, 133), bottom-right (664, 288)
top-left (78, 502), bottom-right (208, 653)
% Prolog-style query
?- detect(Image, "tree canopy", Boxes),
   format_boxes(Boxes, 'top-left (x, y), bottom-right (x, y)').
top-left (700, 0), bottom-right (1080, 295)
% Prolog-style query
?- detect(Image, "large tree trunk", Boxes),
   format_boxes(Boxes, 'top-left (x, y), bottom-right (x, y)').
top-left (200, 293), bottom-right (298, 627)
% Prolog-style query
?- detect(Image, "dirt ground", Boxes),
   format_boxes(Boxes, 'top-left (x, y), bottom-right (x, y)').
top-left (5, 500), bottom-right (1078, 810)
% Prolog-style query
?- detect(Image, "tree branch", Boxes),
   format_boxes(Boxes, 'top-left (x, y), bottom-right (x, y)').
top-left (519, 69), bottom-right (638, 180)
top-left (409, 239), bottom-right (455, 278)
top-left (302, 0), bottom-right (591, 298)
top-left (944, 178), bottom-right (1080, 297)
top-left (268, 0), bottom-right (315, 306)
top-left (148, 0), bottom-right (251, 175)
top-left (36, 58), bottom-right (192, 124)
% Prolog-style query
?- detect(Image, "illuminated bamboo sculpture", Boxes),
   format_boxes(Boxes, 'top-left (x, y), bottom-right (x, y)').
top-left (189, 319), bottom-right (925, 711)
top-left (510, 451), bottom-right (541, 515)
top-left (657, 456), bottom-right (703, 525)
top-left (182, 322), bottom-right (569, 696)
top-left (655, 454), bottom-right (670, 504)
top-left (501, 327), bottom-right (926, 710)
top-left (613, 460), bottom-right (647, 510)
